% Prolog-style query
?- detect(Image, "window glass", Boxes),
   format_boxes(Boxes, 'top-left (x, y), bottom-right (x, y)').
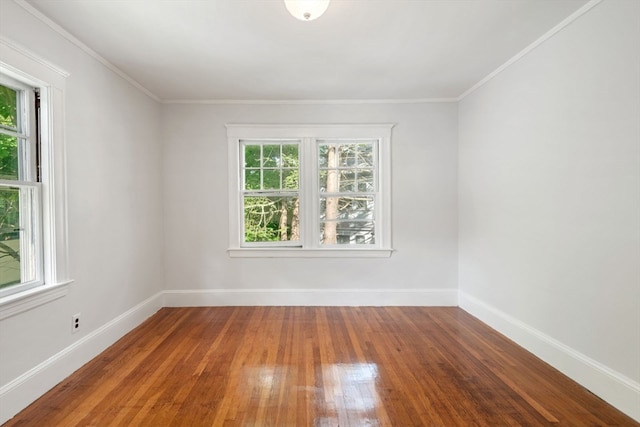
top-left (0, 84), bottom-right (18, 131)
top-left (0, 187), bottom-right (21, 288)
top-left (0, 80), bottom-right (41, 294)
top-left (318, 140), bottom-right (377, 246)
top-left (0, 135), bottom-right (19, 180)
top-left (320, 221), bottom-right (375, 245)
top-left (0, 84), bottom-right (19, 181)
top-left (244, 196), bottom-right (300, 243)
top-left (241, 141), bottom-right (300, 244)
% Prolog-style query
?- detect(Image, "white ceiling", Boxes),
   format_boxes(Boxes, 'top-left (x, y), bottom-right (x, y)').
top-left (25, 0), bottom-right (589, 101)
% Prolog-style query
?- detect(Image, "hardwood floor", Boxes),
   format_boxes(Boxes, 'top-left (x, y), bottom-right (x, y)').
top-left (4, 307), bottom-right (637, 426)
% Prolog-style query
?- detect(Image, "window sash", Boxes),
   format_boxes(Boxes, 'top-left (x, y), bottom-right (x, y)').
top-left (240, 139), bottom-right (301, 246)
top-left (0, 182), bottom-right (43, 296)
top-left (241, 193), bottom-right (301, 247)
top-left (240, 138), bottom-right (382, 248)
top-left (0, 77), bottom-right (38, 184)
top-left (0, 75), bottom-right (42, 297)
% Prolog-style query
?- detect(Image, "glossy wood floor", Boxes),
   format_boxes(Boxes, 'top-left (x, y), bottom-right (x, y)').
top-left (5, 307), bottom-right (637, 426)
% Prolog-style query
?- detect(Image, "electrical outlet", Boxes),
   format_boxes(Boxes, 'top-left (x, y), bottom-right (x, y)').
top-left (71, 313), bottom-right (81, 334)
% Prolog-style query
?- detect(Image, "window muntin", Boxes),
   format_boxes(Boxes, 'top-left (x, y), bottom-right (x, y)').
top-left (229, 125), bottom-right (393, 256)
top-left (0, 76), bottom-right (42, 296)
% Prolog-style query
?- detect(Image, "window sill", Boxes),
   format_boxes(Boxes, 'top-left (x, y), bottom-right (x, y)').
top-left (0, 280), bottom-right (73, 321)
top-left (228, 248), bottom-right (394, 258)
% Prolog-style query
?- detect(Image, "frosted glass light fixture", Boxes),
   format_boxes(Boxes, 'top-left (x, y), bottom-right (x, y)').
top-left (284, 0), bottom-right (330, 21)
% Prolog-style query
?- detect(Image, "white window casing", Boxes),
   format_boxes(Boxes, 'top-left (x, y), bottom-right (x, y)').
top-left (227, 124), bottom-right (394, 258)
top-left (0, 37), bottom-right (72, 319)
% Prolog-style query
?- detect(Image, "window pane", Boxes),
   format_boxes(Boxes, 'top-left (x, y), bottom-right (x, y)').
top-left (357, 169), bottom-right (374, 192)
top-left (339, 145), bottom-right (357, 167)
top-left (0, 84), bottom-right (18, 130)
top-left (0, 187), bottom-right (21, 288)
top-left (319, 168), bottom-right (340, 193)
top-left (243, 143), bottom-right (299, 192)
top-left (320, 221), bottom-right (375, 245)
top-left (339, 170), bottom-right (356, 192)
top-left (320, 196), bottom-right (375, 221)
top-left (357, 143), bottom-right (374, 167)
top-left (319, 142), bottom-right (376, 193)
top-left (244, 169), bottom-right (260, 190)
top-left (244, 145), bottom-right (261, 168)
top-left (319, 170), bottom-right (327, 192)
top-left (321, 169), bottom-right (349, 192)
top-left (0, 134), bottom-right (19, 180)
top-left (282, 145), bottom-right (298, 167)
top-left (244, 196), bottom-right (300, 243)
top-left (318, 144), bottom-right (330, 168)
top-left (319, 144), bottom-right (343, 172)
top-left (282, 168), bottom-right (298, 190)
top-left (262, 145), bottom-right (280, 167)
top-left (263, 169), bottom-right (281, 190)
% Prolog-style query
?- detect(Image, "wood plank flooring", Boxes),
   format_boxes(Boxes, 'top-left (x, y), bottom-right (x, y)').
top-left (4, 307), bottom-right (638, 426)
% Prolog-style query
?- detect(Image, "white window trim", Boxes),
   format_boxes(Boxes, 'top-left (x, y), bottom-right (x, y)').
top-left (227, 124), bottom-right (394, 258)
top-left (0, 37), bottom-right (72, 319)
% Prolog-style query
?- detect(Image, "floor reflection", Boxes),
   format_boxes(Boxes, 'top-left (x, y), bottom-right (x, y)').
top-left (240, 363), bottom-right (384, 426)
top-left (320, 363), bottom-right (379, 412)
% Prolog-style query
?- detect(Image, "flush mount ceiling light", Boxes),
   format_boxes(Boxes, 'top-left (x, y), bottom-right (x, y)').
top-left (284, 0), bottom-right (330, 21)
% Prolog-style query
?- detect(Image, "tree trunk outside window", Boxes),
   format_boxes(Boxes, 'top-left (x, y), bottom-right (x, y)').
top-left (324, 146), bottom-right (339, 244)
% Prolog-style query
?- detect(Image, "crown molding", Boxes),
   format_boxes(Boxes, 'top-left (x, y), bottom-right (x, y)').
top-left (0, 35), bottom-right (70, 79)
top-left (13, 0), bottom-right (160, 102)
top-left (12, 0), bottom-right (602, 106)
top-left (162, 97), bottom-right (458, 105)
top-left (457, 0), bottom-right (603, 101)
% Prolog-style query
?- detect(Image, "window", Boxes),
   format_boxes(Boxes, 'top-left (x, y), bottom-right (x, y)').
top-left (0, 39), bottom-right (71, 318)
top-left (227, 124), bottom-right (394, 258)
top-left (0, 75), bottom-right (42, 296)
top-left (242, 141), bottom-right (300, 245)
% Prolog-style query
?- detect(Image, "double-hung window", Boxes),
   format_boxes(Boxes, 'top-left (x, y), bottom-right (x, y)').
top-left (0, 75), bottom-right (41, 295)
top-left (0, 41), bottom-right (71, 316)
top-left (227, 124), bottom-right (394, 258)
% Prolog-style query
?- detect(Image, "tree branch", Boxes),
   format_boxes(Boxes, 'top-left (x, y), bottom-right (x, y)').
top-left (0, 241), bottom-right (20, 262)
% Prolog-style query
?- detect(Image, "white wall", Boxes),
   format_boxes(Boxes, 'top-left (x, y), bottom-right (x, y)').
top-left (458, 0), bottom-right (639, 419)
top-left (1, 0), bottom-right (638, 422)
top-left (162, 102), bottom-right (459, 305)
top-left (0, 1), bottom-right (164, 422)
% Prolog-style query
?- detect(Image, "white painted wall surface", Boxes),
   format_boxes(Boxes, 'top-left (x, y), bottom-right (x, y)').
top-left (161, 102), bottom-right (459, 304)
top-left (0, 1), bottom-right (164, 421)
top-left (1, 0), bottom-right (637, 422)
top-left (458, 0), bottom-right (639, 418)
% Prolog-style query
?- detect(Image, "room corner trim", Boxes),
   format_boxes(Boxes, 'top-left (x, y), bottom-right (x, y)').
top-left (12, 0), bottom-right (160, 102)
top-left (0, 36), bottom-right (70, 79)
top-left (457, 0), bottom-right (603, 101)
top-left (458, 291), bottom-right (640, 422)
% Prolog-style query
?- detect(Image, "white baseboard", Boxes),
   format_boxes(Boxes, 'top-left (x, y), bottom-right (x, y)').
top-left (0, 292), bottom-right (163, 424)
top-left (163, 288), bottom-right (459, 307)
top-left (459, 291), bottom-right (640, 423)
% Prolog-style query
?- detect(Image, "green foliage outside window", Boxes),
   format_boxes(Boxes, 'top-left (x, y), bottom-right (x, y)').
top-left (0, 84), bottom-right (21, 288)
top-left (0, 84), bottom-right (19, 180)
top-left (243, 144), bottom-right (299, 242)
